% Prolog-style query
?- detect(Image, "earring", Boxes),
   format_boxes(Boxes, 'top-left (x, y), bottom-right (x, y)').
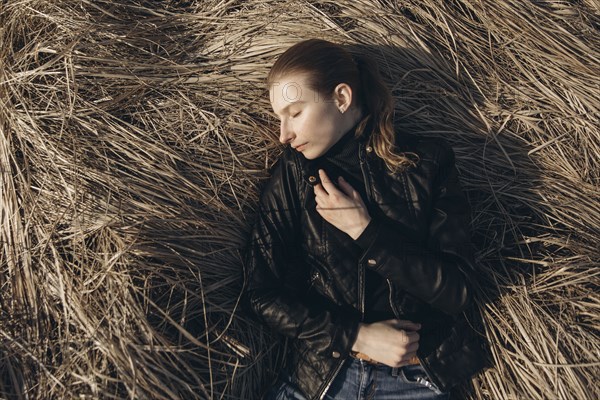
top-left (339, 107), bottom-right (345, 114)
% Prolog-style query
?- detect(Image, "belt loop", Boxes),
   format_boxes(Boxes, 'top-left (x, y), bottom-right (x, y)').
top-left (391, 367), bottom-right (399, 377)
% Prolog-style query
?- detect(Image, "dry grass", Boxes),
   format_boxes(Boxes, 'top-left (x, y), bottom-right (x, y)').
top-left (1, 0), bottom-right (598, 399)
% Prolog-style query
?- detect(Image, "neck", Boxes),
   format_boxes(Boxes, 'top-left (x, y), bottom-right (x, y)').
top-left (344, 107), bottom-right (363, 134)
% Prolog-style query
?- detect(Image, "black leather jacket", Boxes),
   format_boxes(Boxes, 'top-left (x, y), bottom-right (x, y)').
top-left (244, 133), bottom-right (488, 400)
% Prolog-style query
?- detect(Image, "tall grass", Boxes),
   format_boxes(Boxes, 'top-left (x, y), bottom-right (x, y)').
top-left (1, 1), bottom-right (598, 399)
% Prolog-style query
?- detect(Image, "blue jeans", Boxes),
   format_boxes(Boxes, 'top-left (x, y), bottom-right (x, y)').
top-left (266, 357), bottom-right (449, 400)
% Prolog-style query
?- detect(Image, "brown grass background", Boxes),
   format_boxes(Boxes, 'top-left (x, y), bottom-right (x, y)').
top-left (1, 1), bottom-right (598, 399)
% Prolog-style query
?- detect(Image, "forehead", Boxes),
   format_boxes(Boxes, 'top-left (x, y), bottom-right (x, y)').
top-left (269, 72), bottom-right (315, 111)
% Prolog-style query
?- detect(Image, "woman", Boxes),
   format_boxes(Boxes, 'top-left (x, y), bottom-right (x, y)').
top-left (244, 39), bottom-right (488, 400)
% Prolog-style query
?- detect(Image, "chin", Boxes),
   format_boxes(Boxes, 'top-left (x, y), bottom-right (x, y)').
top-left (301, 149), bottom-right (322, 160)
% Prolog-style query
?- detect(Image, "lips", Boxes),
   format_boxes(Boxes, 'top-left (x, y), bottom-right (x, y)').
top-left (294, 143), bottom-right (307, 151)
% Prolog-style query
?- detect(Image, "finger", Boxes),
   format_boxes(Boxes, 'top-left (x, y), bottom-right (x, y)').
top-left (405, 331), bottom-right (420, 344)
top-left (318, 169), bottom-right (339, 195)
top-left (337, 176), bottom-right (356, 197)
top-left (386, 319), bottom-right (421, 333)
top-left (390, 351), bottom-right (419, 368)
top-left (313, 183), bottom-right (327, 198)
top-left (397, 342), bottom-right (419, 354)
top-left (393, 319), bottom-right (421, 331)
top-left (404, 341), bottom-right (420, 354)
top-left (397, 352), bottom-right (419, 367)
top-left (398, 330), bottom-right (420, 345)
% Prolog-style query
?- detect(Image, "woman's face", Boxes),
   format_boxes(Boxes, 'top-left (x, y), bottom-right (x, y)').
top-left (269, 72), bottom-right (351, 160)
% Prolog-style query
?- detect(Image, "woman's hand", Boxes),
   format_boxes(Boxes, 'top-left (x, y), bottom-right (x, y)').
top-left (351, 319), bottom-right (421, 368)
top-left (314, 169), bottom-right (371, 239)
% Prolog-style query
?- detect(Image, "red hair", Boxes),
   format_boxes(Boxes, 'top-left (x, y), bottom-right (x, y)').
top-left (267, 39), bottom-right (418, 173)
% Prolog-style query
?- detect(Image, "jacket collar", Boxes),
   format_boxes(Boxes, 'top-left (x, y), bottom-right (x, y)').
top-left (300, 122), bottom-right (372, 187)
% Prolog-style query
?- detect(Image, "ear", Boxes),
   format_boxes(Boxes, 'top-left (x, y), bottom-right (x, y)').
top-left (333, 83), bottom-right (353, 112)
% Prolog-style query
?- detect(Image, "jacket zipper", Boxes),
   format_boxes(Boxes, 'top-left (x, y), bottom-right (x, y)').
top-left (358, 142), bottom-right (398, 319)
top-left (358, 142), bottom-right (372, 319)
top-left (387, 279), bottom-right (401, 318)
top-left (318, 357), bottom-right (346, 400)
top-left (370, 165), bottom-right (430, 380)
top-left (359, 144), bottom-right (431, 381)
top-left (359, 142), bottom-right (374, 202)
top-left (317, 143), bottom-right (373, 400)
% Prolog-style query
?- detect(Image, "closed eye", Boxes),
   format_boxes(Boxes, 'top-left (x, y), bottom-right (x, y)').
top-left (291, 111), bottom-right (302, 118)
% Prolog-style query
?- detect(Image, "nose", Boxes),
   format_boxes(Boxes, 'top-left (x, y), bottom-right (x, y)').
top-left (279, 119), bottom-right (294, 144)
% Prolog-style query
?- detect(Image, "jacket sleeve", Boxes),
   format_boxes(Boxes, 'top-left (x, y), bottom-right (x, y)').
top-left (243, 150), bottom-right (360, 359)
top-left (354, 141), bottom-right (475, 316)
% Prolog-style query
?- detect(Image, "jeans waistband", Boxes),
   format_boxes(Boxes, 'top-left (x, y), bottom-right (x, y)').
top-left (349, 351), bottom-right (420, 367)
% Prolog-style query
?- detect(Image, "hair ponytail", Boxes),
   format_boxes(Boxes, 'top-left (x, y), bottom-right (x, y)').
top-left (352, 53), bottom-right (419, 173)
top-left (268, 39), bottom-right (419, 173)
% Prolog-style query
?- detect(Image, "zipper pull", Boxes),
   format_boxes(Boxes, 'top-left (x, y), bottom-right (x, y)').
top-left (310, 270), bottom-right (320, 283)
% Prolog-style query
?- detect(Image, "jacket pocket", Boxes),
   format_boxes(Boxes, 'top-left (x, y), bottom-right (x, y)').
top-left (421, 311), bottom-right (491, 392)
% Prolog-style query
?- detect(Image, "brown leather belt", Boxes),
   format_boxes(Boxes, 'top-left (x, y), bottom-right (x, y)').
top-left (350, 351), bottom-right (420, 366)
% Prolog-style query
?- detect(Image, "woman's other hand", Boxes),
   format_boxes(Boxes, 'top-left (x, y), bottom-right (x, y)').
top-left (351, 319), bottom-right (421, 368)
top-left (314, 169), bottom-right (371, 239)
